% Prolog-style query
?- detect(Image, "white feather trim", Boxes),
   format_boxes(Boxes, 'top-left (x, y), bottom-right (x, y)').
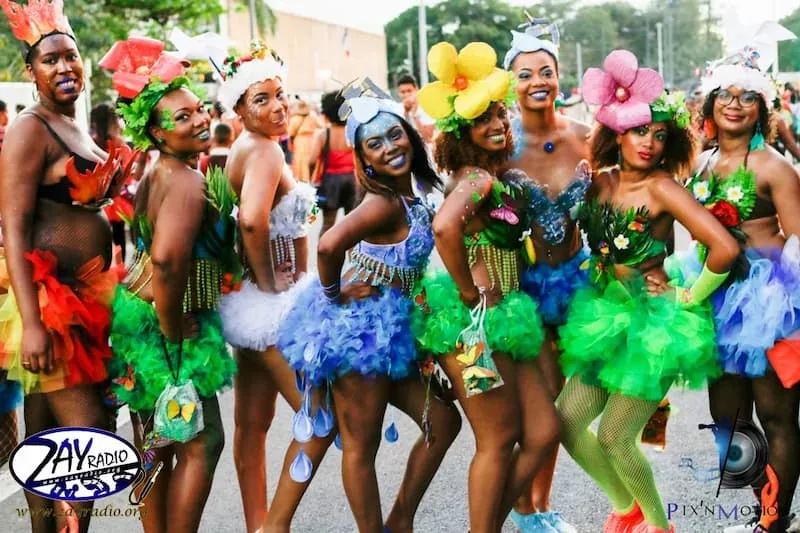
top-left (701, 64), bottom-right (774, 104)
top-left (270, 182), bottom-right (318, 239)
top-left (218, 57), bottom-right (288, 111)
top-left (219, 275), bottom-right (312, 350)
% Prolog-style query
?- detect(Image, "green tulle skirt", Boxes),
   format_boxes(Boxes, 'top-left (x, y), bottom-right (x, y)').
top-left (411, 270), bottom-right (544, 362)
top-left (558, 275), bottom-right (720, 401)
top-left (107, 286), bottom-right (237, 412)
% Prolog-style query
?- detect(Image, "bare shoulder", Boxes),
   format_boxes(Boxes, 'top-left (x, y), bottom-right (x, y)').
top-left (446, 167), bottom-right (493, 195)
top-left (565, 116), bottom-right (591, 139)
top-left (649, 171), bottom-right (683, 199)
top-left (752, 147), bottom-right (797, 184)
top-left (3, 113), bottom-right (50, 152)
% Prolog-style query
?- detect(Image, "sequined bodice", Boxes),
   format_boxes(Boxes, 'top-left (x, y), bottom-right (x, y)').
top-left (526, 161), bottom-right (591, 245)
top-left (269, 182), bottom-right (317, 240)
top-left (348, 196), bottom-right (434, 293)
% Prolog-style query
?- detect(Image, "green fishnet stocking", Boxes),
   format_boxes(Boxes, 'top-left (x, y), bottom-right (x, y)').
top-left (556, 377), bottom-right (635, 512)
top-left (557, 377), bottom-right (670, 529)
top-left (597, 393), bottom-right (669, 529)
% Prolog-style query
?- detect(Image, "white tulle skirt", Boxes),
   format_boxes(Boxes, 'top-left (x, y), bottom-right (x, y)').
top-left (219, 275), bottom-right (313, 350)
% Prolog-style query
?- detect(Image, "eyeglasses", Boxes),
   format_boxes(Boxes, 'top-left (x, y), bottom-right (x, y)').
top-left (716, 89), bottom-right (760, 108)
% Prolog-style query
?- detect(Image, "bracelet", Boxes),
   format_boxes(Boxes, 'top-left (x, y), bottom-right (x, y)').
top-left (321, 281), bottom-right (340, 302)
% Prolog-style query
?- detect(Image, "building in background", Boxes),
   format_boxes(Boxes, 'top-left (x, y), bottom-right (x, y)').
top-left (220, 3), bottom-right (388, 103)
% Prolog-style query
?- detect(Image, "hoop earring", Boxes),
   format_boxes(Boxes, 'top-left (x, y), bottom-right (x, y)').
top-left (31, 83), bottom-right (39, 102)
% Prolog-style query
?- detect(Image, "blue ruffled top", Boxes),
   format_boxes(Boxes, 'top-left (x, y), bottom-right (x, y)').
top-left (347, 195), bottom-right (434, 294)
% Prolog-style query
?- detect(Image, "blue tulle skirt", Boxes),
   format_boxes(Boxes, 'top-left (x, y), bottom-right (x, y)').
top-left (666, 236), bottom-right (800, 378)
top-left (277, 278), bottom-right (418, 386)
top-left (521, 248), bottom-right (591, 326)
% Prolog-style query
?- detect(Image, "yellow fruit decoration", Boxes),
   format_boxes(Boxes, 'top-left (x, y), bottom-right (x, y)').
top-left (418, 41), bottom-right (513, 132)
top-left (523, 235), bottom-right (537, 265)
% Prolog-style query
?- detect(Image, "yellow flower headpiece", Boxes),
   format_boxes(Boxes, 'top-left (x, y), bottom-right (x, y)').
top-left (418, 41), bottom-right (515, 136)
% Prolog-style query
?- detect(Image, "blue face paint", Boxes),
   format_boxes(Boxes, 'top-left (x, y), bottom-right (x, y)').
top-left (356, 112), bottom-right (405, 152)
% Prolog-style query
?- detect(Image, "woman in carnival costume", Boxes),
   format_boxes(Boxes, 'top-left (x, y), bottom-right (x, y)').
top-left (213, 41), bottom-right (325, 533)
top-left (412, 41), bottom-right (559, 533)
top-left (502, 16), bottom-right (589, 533)
top-left (555, 50), bottom-right (739, 533)
top-left (666, 42), bottom-right (800, 533)
top-left (0, 1), bottom-right (134, 530)
top-left (100, 36), bottom-right (237, 533)
top-left (278, 79), bottom-right (461, 533)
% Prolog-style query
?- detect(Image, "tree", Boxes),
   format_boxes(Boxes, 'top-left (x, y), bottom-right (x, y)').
top-left (779, 6), bottom-right (800, 72)
top-left (384, 0), bottom-right (525, 87)
top-left (231, 0), bottom-right (277, 38)
top-left (383, 0), bottom-right (723, 95)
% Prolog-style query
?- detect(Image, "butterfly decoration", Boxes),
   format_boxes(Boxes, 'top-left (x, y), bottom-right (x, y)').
top-left (489, 205), bottom-right (519, 225)
top-left (462, 365), bottom-right (500, 396)
top-left (456, 341), bottom-right (485, 366)
top-left (167, 399), bottom-right (196, 423)
top-left (112, 365), bottom-right (136, 392)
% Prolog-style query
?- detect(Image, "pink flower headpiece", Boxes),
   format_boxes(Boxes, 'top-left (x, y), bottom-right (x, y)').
top-left (582, 50), bottom-right (664, 134)
top-left (99, 36), bottom-right (187, 99)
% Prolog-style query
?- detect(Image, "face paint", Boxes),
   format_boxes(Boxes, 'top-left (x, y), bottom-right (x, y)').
top-left (357, 112), bottom-right (405, 154)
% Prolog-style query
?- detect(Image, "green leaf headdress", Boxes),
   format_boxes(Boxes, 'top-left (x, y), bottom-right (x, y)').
top-left (99, 36), bottom-right (204, 150)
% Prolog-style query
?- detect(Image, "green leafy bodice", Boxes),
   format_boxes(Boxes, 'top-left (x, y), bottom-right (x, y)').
top-left (685, 164), bottom-right (756, 221)
top-left (580, 200), bottom-right (666, 285)
top-left (465, 171), bottom-right (531, 250)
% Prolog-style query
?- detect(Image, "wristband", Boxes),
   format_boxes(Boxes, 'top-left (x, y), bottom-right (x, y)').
top-left (321, 281), bottom-right (340, 303)
top-left (678, 264), bottom-right (728, 306)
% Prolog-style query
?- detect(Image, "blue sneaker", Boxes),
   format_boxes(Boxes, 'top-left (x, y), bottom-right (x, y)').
top-left (539, 511), bottom-right (578, 533)
top-left (510, 510), bottom-right (559, 532)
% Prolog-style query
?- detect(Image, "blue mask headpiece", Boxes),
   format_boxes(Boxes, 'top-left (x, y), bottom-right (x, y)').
top-left (339, 77), bottom-right (405, 146)
top-left (503, 13), bottom-right (560, 70)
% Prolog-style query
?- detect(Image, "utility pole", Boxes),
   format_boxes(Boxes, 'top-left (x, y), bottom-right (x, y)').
top-left (576, 42), bottom-right (583, 88)
top-left (248, 0), bottom-right (256, 40)
top-left (666, 2), bottom-right (674, 87)
top-left (406, 29), bottom-right (414, 74)
top-left (656, 22), bottom-right (664, 77)
top-left (418, 0), bottom-right (429, 85)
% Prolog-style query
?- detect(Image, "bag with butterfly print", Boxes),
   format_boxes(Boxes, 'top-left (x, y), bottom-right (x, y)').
top-left (455, 291), bottom-right (504, 397)
top-left (152, 338), bottom-right (204, 444)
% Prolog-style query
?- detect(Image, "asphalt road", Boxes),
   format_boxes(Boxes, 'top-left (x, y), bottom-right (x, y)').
top-left (0, 215), bottom-right (798, 532)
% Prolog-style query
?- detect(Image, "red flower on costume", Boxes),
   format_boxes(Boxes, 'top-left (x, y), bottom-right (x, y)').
top-left (98, 36), bottom-right (186, 99)
top-left (708, 200), bottom-right (740, 228)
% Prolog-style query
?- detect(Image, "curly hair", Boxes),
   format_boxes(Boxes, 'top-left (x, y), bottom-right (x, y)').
top-left (590, 120), bottom-right (695, 177)
top-left (320, 90), bottom-right (346, 125)
top-left (354, 115), bottom-right (442, 197)
top-left (434, 126), bottom-right (513, 175)
top-left (701, 89), bottom-right (775, 145)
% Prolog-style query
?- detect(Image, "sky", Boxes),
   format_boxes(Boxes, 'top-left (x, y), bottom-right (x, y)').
top-left (265, 0), bottom-right (799, 39)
